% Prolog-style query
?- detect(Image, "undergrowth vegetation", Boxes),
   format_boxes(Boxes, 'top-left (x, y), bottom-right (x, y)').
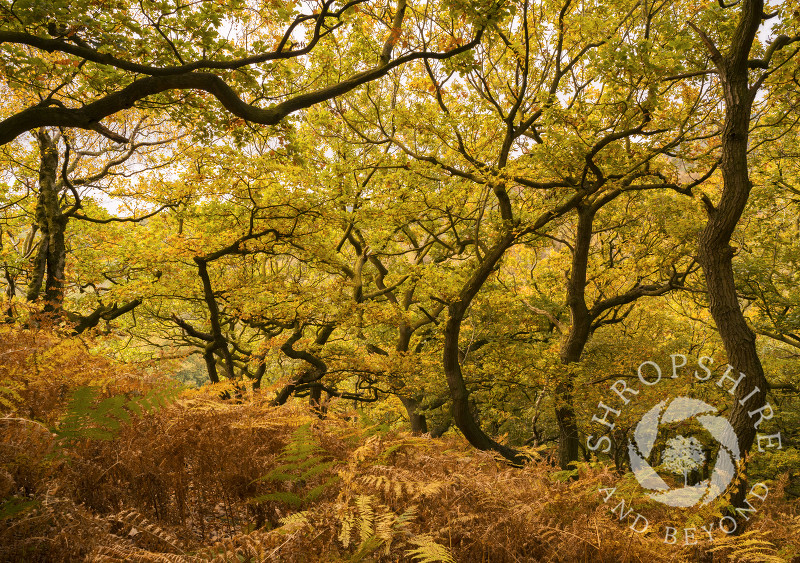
top-left (1, 328), bottom-right (798, 562)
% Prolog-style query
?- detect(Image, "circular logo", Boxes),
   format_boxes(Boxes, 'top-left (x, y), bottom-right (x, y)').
top-left (628, 397), bottom-right (741, 507)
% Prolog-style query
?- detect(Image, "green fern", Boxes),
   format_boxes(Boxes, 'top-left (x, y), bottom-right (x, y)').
top-left (53, 382), bottom-right (181, 444)
top-left (249, 423), bottom-right (339, 508)
top-left (0, 496), bottom-right (39, 520)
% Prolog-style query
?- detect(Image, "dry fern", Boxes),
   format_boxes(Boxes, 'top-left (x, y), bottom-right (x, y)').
top-left (2, 328), bottom-right (798, 563)
top-left (337, 493), bottom-right (417, 558)
top-left (706, 530), bottom-right (785, 563)
top-left (106, 509), bottom-right (185, 555)
top-left (90, 545), bottom-right (196, 563)
top-left (405, 535), bottom-right (456, 563)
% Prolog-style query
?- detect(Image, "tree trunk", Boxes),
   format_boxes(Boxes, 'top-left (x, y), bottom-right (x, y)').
top-left (556, 204), bottom-right (595, 469)
top-left (274, 324), bottom-right (334, 406)
top-left (3, 262), bottom-right (15, 320)
top-left (27, 129), bottom-right (67, 313)
top-left (695, 0), bottom-right (767, 506)
top-left (443, 230), bottom-right (523, 463)
top-left (400, 396), bottom-right (428, 434)
top-left (203, 343), bottom-right (221, 384)
top-left (195, 257), bottom-right (237, 380)
top-left (396, 320), bottom-right (429, 434)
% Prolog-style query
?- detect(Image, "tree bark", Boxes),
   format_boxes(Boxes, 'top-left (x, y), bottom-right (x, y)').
top-left (26, 129), bottom-right (67, 314)
top-left (555, 204), bottom-right (595, 468)
top-left (442, 229), bottom-right (524, 463)
top-left (694, 0), bottom-right (768, 505)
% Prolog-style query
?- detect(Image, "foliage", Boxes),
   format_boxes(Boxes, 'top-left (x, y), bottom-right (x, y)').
top-left (249, 422), bottom-right (340, 508)
top-left (0, 0), bottom-right (799, 560)
top-left (0, 327), bottom-right (797, 562)
top-left (53, 382), bottom-right (181, 444)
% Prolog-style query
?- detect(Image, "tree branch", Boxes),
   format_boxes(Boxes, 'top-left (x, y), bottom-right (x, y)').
top-left (0, 32), bottom-right (484, 146)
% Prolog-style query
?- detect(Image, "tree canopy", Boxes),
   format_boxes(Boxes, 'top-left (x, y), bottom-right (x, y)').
top-left (1, 0), bottom-right (800, 559)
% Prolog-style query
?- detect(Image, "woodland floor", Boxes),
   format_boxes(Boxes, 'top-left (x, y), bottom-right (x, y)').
top-left (1, 329), bottom-right (799, 563)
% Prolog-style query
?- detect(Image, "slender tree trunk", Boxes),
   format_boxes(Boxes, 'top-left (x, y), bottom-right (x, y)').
top-left (556, 204), bottom-right (595, 469)
top-left (3, 262), bottom-right (15, 321)
top-left (27, 129), bottom-right (68, 312)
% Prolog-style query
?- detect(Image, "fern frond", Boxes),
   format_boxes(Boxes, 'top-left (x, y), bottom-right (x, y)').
top-left (375, 505), bottom-right (397, 555)
top-left (249, 422), bottom-right (339, 509)
top-left (360, 469), bottom-right (446, 501)
top-left (339, 511), bottom-right (354, 548)
top-left (304, 475), bottom-right (340, 504)
top-left (355, 494), bottom-right (375, 545)
top-left (54, 382), bottom-right (180, 444)
top-left (195, 531), bottom-right (273, 562)
top-left (108, 509), bottom-right (185, 554)
top-left (405, 535), bottom-right (456, 563)
top-left (0, 496), bottom-right (39, 520)
top-left (278, 510), bottom-right (310, 528)
top-left (0, 380), bottom-right (23, 411)
top-left (706, 530), bottom-right (783, 562)
top-left (90, 545), bottom-right (196, 563)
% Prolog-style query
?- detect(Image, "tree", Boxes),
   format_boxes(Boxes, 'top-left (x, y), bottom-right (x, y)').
top-left (0, 0), bottom-right (483, 145)
top-left (334, 0), bottom-right (725, 464)
top-left (163, 134), bottom-right (454, 418)
top-left (538, 188), bottom-right (703, 468)
top-left (2, 0), bottom-right (797, 491)
top-left (662, 434), bottom-right (706, 487)
top-left (0, 118), bottom-right (180, 330)
top-left (736, 50), bottom-right (800, 355)
top-left (692, 0), bottom-right (799, 501)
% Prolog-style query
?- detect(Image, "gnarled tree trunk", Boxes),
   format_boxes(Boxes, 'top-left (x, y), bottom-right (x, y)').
top-left (693, 0), bottom-right (780, 506)
top-left (442, 229), bottom-right (524, 464)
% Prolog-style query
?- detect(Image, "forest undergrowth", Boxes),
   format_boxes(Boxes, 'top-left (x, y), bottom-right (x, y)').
top-left (1, 327), bottom-right (798, 563)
